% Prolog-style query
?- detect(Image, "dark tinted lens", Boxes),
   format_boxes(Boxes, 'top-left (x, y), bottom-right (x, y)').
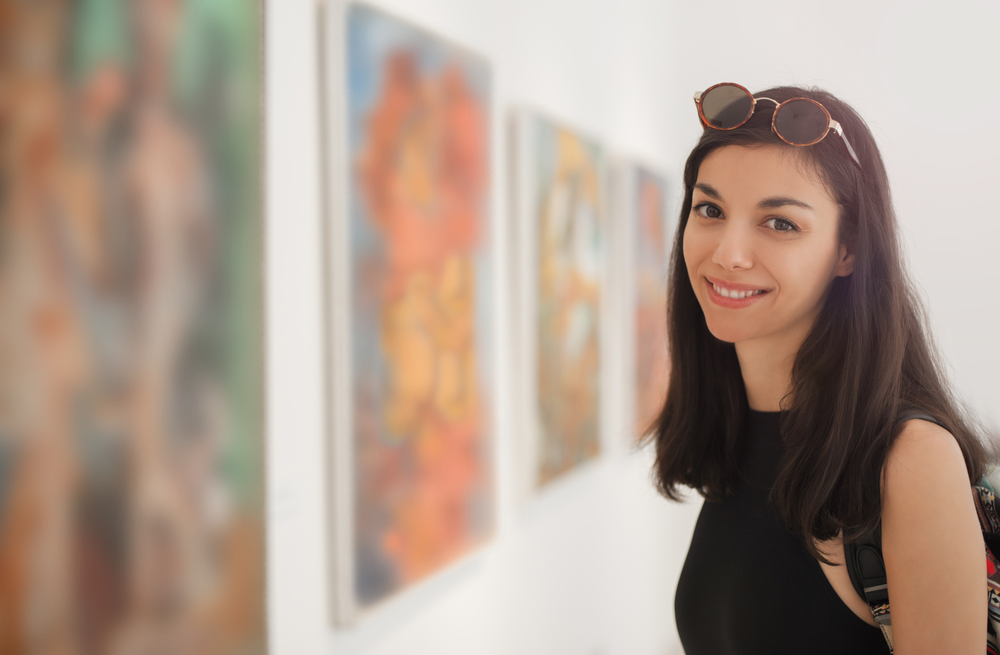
top-left (701, 85), bottom-right (753, 129)
top-left (773, 100), bottom-right (829, 145)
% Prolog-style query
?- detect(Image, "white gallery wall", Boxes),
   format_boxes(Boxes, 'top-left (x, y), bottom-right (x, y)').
top-left (265, 0), bottom-right (1000, 654)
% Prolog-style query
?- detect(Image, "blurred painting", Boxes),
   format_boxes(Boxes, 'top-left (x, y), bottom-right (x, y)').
top-left (341, 4), bottom-right (494, 616)
top-left (0, 1), bottom-right (264, 654)
top-left (530, 116), bottom-right (606, 486)
top-left (629, 166), bottom-right (669, 440)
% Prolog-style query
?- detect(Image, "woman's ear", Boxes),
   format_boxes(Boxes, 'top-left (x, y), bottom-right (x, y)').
top-left (835, 240), bottom-right (856, 277)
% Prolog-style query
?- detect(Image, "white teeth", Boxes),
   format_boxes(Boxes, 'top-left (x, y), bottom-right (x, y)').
top-left (713, 282), bottom-right (763, 299)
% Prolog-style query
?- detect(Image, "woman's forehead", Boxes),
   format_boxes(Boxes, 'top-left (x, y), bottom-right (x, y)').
top-left (695, 145), bottom-right (837, 209)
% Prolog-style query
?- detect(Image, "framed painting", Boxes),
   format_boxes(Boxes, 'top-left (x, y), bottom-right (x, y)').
top-left (0, 0), bottom-right (265, 653)
top-left (615, 161), bottom-right (671, 444)
top-left (321, 1), bottom-right (495, 624)
top-left (510, 111), bottom-right (610, 493)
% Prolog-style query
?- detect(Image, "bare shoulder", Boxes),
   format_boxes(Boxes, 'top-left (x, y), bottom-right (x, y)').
top-left (881, 419), bottom-right (975, 559)
top-left (880, 419), bottom-right (984, 654)
top-left (883, 418), bottom-right (970, 491)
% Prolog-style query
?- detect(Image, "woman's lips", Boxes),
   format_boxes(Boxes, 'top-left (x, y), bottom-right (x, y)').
top-left (705, 276), bottom-right (770, 308)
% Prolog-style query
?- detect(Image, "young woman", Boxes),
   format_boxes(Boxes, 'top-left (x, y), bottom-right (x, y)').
top-left (654, 84), bottom-right (989, 654)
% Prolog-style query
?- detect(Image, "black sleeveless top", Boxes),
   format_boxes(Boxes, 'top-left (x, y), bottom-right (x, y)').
top-left (675, 410), bottom-right (888, 654)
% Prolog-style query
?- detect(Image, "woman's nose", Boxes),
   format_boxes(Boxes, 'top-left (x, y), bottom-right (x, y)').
top-left (711, 222), bottom-right (754, 271)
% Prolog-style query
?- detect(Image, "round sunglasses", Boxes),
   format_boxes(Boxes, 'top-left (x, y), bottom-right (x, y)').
top-left (693, 82), bottom-right (862, 170)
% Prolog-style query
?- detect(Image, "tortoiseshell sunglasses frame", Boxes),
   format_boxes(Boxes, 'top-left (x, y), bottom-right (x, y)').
top-left (694, 82), bottom-right (862, 169)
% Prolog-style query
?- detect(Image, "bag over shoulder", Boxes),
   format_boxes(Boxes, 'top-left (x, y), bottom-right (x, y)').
top-left (843, 413), bottom-right (1000, 654)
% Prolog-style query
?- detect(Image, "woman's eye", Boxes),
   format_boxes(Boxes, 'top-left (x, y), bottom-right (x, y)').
top-left (763, 217), bottom-right (798, 232)
top-left (693, 203), bottom-right (722, 219)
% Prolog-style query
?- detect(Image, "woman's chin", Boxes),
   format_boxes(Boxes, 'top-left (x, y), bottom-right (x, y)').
top-left (703, 318), bottom-right (756, 345)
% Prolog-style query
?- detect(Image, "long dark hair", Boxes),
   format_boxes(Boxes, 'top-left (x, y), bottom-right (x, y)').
top-left (650, 86), bottom-right (988, 558)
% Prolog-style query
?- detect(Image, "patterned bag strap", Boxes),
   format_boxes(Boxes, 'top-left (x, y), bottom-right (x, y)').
top-left (845, 539), bottom-right (894, 652)
top-left (973, 481), bottom-right (1000, 652)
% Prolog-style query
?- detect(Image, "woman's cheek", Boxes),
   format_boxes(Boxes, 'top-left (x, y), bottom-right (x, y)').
top-left (682, 223), bottom-right (704, 274)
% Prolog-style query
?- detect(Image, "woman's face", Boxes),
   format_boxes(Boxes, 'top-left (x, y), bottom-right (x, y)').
top-left (683, 145), bottom-right (854, 347)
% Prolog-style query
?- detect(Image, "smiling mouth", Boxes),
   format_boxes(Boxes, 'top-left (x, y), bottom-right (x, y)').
top-left (709, 280), bottom-right (769, 300)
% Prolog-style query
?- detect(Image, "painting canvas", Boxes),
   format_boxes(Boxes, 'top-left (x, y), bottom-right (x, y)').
top-left (323, 2), bottom-right (495, 622)
top-left (512, 112), bottom-right (608, 491)
top-left (623, 164), bottom-right (670, 441)
top-left (0, 0), bottom-right (265, 653)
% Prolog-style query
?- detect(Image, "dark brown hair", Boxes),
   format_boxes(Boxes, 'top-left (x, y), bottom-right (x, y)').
top-left (650, 85), bottom-right (989, 559)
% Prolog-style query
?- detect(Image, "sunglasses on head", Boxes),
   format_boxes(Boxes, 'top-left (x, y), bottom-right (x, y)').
top-left (693, 82), bottom-right (862, 170)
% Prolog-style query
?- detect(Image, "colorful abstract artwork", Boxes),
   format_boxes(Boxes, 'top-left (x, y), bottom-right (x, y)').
top-left (0, 0), bottom-right (264, 653)
top-left (334, 3), bottom-right (494, 618)
top-left (515, 114), bottom-right (607, 488)
top-left (628, 165), bottom-right (670, 440)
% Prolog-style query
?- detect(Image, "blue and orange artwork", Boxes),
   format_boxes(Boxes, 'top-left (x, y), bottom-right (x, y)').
top-left (346, 4), bottom-right (494, 610)
top-left (532, 118), bottom-right (606, 485)
top-left (632, 168), bottom-right (669, 439)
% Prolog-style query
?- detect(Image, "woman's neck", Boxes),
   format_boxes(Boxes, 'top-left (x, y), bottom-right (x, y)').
top-left (734, 333), bottom-right (804, 412)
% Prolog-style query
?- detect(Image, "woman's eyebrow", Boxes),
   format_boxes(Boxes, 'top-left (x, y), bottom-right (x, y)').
top-left (693, 183), bottom-right (721, 199)
top-left (757, 196), bottom-right (813, 210)
top-left (694, 184), bottom-right (813, 211)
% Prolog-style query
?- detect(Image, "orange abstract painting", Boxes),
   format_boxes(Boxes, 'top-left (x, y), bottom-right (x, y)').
top-left (344, 4), bottom-right (493, 614)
